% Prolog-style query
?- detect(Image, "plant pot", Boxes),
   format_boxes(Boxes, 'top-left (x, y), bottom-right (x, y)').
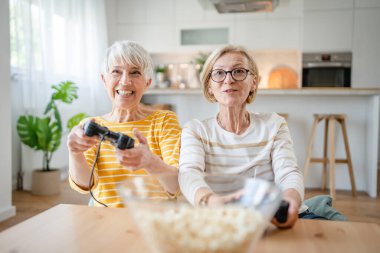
top-left (31, 169), bottom-right (61, 196)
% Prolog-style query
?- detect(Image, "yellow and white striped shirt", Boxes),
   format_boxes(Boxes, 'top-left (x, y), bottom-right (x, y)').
top-left (69, 110), bottom-right (181, 207)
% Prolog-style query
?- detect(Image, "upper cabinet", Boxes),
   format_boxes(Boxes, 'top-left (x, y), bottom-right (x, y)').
top-left (303, 0), bottom-right (354, 52)
top-left (304, 0), bottom-right (354, 10)
top-left (352, 8), bottom-right (380, 88)
top-left (303, 0), bottom-right (380, 88)
top-left (108, 0), bottom-right (303, 52)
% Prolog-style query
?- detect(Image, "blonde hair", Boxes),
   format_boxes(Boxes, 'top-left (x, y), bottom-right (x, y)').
top-left (200, 45), bottom-right (260, 104)
top-left (102, 40), bottom-right (153, 80)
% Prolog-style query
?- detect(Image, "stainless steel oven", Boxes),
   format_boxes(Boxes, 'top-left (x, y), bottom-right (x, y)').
top-left (302, 52), bottom-right (351, 88)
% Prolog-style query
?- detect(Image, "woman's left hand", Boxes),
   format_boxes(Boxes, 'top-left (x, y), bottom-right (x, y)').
top-left (115, 129), bottom-right (154, 171)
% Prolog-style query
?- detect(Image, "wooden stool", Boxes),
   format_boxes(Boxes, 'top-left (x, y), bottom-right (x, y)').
top-left (303, 114), bottom-right (356, 199)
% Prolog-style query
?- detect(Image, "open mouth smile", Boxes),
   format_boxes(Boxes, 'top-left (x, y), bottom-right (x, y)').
top-left (116, 90), bottom-right (135, 96)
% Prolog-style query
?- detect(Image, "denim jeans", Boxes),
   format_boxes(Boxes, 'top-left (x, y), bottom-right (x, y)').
top-left (299, 209), bottom-right (328, 220)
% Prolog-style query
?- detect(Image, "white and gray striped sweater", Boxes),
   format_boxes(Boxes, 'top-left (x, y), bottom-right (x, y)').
top-left (179, 112), bottom-right (305, 208)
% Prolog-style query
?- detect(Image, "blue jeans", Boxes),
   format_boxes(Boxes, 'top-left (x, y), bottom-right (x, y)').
top-left (299, 209), bottom-right (328, 220)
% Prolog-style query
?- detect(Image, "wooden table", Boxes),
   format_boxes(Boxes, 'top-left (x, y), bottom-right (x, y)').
top-left (0, 204), bottom-right (379, 253)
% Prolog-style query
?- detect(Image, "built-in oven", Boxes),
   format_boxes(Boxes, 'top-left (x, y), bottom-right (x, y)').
top-left (302, 52), bottom-right (351, 88)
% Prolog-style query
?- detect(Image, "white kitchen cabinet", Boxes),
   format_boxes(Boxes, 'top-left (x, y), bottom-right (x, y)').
top-left (108, 0), bottom-right (304, 53)
top-left (175, 0), bottom-right (204, 22)
top-left (175, 21), bottom-right (233, 52)
top-left (303, 9), bottom-right (353, 52)
top-left (267, 0), bottom-right (303, 18)
top-left (304, 0), bottom-right (354, 10)
top-left (146, 0), bottom-right (175, 24)
top-left (116, 24), bottom-right (175, 53)
top-left (354, 0), bottom-right (380, 8)
top-left (352, 8), bottom-right (380, 88)
top-left (235, 18), bottom-right (301, 50)
top-left (116, 0), bottom-right (146, 24)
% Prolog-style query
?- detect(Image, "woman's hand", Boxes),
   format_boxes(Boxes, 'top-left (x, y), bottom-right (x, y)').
top-left (202, 190), bottom-right (244, 207)
top-left (271, 196), bottom-right (299, 229)
top-left (115, 129), bottom-right (155, 171)
top-left (67, 120), bottom-right (99, 155)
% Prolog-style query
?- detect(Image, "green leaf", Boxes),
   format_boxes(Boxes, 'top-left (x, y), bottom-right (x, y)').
top-left (35, 117), bottom-right (53, 151)
top-left (48, 120), bottom-right (62, 153)
top-left (44, 100), bottom-right (54, 115)
top-left (67, 113), bottom-right (89, 131)
top-left (52, 81), bottom-right (78, 104)
top-left (50, 101), bottom-right (62, 133)
top-left (16, 115), bottom-right (41, 150)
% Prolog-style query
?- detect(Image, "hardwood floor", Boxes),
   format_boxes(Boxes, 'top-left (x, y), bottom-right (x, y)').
top-left (0, 181), bottom-right (88, 232)
top-left (1, 177), bottom-right (380, 232)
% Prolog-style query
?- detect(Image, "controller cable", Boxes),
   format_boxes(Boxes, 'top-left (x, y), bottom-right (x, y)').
top-left (89, 134), bottom-right (108, 207)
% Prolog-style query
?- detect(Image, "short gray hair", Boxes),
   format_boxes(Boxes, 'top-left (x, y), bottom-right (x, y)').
top-left (102, 40), bottom-right (153, 80)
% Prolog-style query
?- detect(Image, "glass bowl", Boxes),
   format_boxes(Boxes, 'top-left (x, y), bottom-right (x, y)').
top-left (118, 174), bottom-right (282, 253)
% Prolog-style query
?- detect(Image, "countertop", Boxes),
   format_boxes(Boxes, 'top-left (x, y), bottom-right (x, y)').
top-left (145, 87), bottom-right (380, 96)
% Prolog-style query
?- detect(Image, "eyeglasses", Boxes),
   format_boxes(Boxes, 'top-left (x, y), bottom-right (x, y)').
top-left (210, 68), bottom-right (251, 82)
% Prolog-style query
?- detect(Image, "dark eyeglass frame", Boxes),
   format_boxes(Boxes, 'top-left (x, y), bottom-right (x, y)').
top-left (210, 68), bottom-right (251, 82)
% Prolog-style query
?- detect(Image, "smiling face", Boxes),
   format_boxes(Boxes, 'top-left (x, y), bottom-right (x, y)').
top-left (208, 52), bottom-right (256, 107)
top-left (102, 61), bottom-right (151, 110)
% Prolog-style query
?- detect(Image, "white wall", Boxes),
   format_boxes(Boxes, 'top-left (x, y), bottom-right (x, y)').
top-left (0, 0), bottom-right (16, 222)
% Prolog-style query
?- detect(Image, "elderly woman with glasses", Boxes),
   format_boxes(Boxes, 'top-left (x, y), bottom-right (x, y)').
top-left (178, 45), bottom-right (307, 228)
top-left (67, 41), bottom-right (181, 207)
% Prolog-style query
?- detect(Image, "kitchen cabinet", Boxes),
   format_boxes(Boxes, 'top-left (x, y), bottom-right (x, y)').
top-left (116, 0), bottom-right (146, 24)
top-left (351, 0), bottom-right (380, 9)
top-left (304, 0), bottom-right (354, 10)
top-left (115, 23), bottom-right (176, 53)
top-left (303, 9), bottom-right (353, 52)
top-left (146, 0), bottom-right (175, 24)
top-left (175, 0), bottom-right (204, 22)
top-left (175, 22), bottom-right (233, 52)
top-left (108, 0), bottom-right (303, 52)
top-left (235, 18), bottom-right (301, 50)
top-left (352, 8), bottom-right (380, 88)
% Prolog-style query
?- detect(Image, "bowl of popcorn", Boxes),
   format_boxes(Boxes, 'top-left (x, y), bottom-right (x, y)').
top-left (118, 174), bottom-right (282, 253)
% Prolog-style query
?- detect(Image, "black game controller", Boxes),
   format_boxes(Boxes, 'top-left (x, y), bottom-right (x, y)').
top-left (274, 200), bottom-right (289, 223)
top-left (83, 121), bottom-right (135, 150)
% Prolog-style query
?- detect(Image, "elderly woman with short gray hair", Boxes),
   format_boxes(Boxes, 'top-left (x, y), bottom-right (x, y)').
top-left (67, 41), bottom-right (181, 207)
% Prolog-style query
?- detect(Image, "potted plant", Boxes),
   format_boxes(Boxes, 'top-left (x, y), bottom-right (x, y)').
top-left (192, 52), bottom-right (209, 74)
top-left (16, 81), bottom-right (88, 195)
top-left (154, 65), bottom-right (169, 88)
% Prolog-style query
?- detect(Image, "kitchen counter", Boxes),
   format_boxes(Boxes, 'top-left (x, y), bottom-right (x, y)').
top-left (145, 87), bottom-right (380, 96)
top-left (143, 88), bottom-right (380, 197)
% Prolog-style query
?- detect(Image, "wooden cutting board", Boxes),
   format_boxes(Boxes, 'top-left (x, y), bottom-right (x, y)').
top-left (268, 66), bottom-right (298, 89)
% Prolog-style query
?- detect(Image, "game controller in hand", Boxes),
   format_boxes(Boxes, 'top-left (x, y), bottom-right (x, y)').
top-left (274, 200), bottom-right (289, 223)
top-left (83, 121), bottom-right (135, 150)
